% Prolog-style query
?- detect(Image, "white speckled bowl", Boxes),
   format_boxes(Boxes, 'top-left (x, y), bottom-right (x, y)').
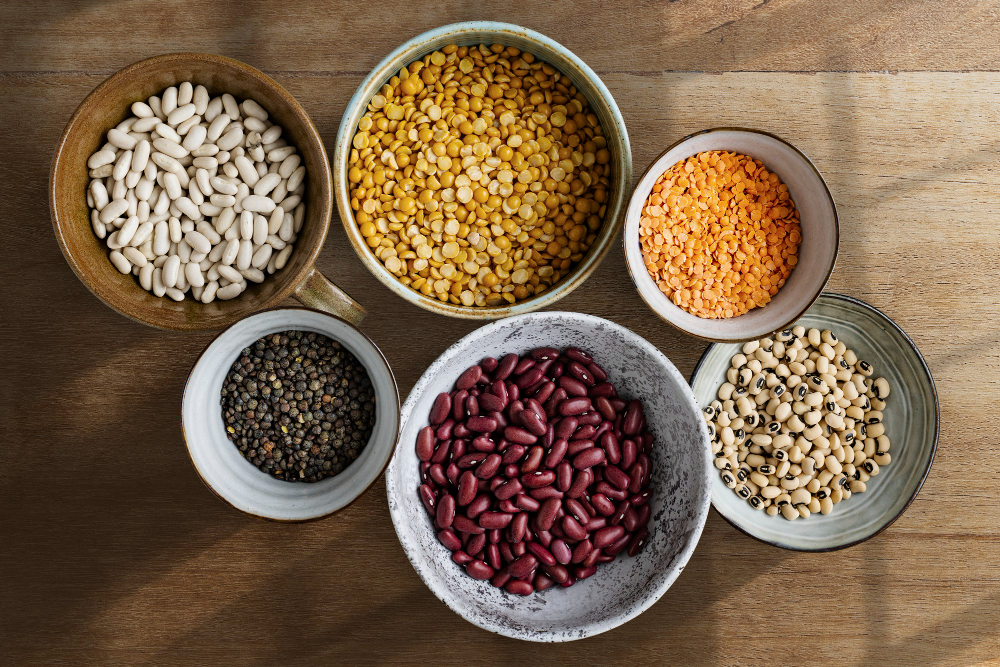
top-left (182, 308), bottom-right (400, 521)
top-left (624, 128), bottom-right (839, 342)
top-left (690, 293), bottom-right (939, 550)
top-left (385, 312), bottom-right (712, 641)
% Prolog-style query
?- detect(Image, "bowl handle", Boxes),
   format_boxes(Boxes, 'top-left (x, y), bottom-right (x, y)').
top-left (293, 266), bottom-right (365, 325)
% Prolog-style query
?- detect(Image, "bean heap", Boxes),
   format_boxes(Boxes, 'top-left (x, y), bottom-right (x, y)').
top-left (416, 347), bottom-right (654, 596)
top-left (221, 331), bottom-right (376, 482)
top-left (348, 43), bottom-right (612, 308)
top-left (639, 151), bottom-right (801, 318)
top-left (86, 82), bottom-right (306, 303)
top-left (704, 326), bottom-right (892, 519)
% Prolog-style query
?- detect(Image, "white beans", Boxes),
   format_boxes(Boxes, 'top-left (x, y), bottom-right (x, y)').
top-left (85, 82), bottom-right (306, 303)
top-left (704, 326), bottom-right (893, 520)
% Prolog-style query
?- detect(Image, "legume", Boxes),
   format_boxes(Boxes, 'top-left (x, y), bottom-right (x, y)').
top-left (348, 44), bottom-right (612, 308)
top-left (639, 151), bottom-right (801, 318)
top-left (703, 326), bottom-right (892, 519)
top-left (85, 84), bottom-right (307, 303)
top-left (417, 347), bottom-right (654, 595)
top-left (221, 330), bottom-right (376, 482)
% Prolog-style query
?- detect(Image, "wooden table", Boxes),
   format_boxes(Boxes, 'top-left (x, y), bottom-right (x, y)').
top-left (5, 1), bottom-right (999, 664)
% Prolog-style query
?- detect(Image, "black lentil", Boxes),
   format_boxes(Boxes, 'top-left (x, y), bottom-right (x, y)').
top-left (221, 330), bottom-right (376, 482)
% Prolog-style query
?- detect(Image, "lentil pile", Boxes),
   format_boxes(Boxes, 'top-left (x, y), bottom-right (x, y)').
top-left (348, 43), bottom-right (612, 308)
top-left (221, 330), bottom-right (376, 482)
top-left (417, 347), bottom-right (653, 596)
top-left (704, 326), bottom-right (892, 520)
top-left (639, 150), bottom-right (801, 318)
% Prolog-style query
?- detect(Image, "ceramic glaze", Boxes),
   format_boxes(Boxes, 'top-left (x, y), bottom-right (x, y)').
top-left (385, 312), bottom-right (712, 641)
top-left (690, 293), bottom-right (939, 550)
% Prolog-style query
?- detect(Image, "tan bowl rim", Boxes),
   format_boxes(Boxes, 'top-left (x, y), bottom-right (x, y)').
top-left (622, 126), bottom-right (840, 343)
top-left (689, 291), bottom-right (941, 551)
top-left (333, 21), bottom-right (633, 320)
top-left (180, 305), bottom-right (401, 523)
top-left (50, 52), bottom-right (333, 331)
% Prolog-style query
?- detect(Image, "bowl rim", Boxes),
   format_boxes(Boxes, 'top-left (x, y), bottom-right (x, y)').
top-left (180, 306), bottom-right (401, 522)
top-left (622, 126), bottom-right (840, 343)
top-left (333, 21), bottom-right (633, 320)
top-left (50, 52), bottom-right (334, 331)
top-left (689, 291), bottom-right (941, 551)
top-left (386, 310), bottom-right (713, 641)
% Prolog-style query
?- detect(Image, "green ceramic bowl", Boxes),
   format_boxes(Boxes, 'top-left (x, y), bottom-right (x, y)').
top-left (690, 292), bottom-right (939, 550)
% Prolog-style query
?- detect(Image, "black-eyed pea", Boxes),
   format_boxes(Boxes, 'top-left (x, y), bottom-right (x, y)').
top-left (830, 487), bottom-right (843, 504)
top-left (743, 339), bottom-right (761, 355)
top-left (750, 471), bottom-right (769, 487)
top-left (766, 505), bottom-right (780, 516)
top-left (747, 359), bottom-right (763, 373)
top-left (859, 470), bottom-right (871, 482)
top-left (871, 398), bottom-right (887, 411)
top-left (748, 495), bottom-right (764, 510)
top-left (727, 367), bottom-right (739, 384)
top-left (876, 434), bottom-right (890, 453)
top-left (775, 460), bottom-right (791, 478)
top-left (808, 497), bottom-right (822, 513)
top-left (866, 422), bottom-right (886, 438)
top-left (781, 504), bottom-right (799, 521)
top-left (718, 382), bottom-right (736, 400)
top-left (791, 488), bottom-right (811, 506)
top-left (737, 368), bottom-right (753, 386)
top-left (772, 341), bottom-right (786, 358)
top-left (736, 484), bottom-right (752, 499)
top-left (842, 487), bottom-right (852, 500)
top-left (757, 464), bottom-right (776, 476)
top-left (717, 411), bottom-right (732, 428)
top-left (776, 328), bottom-right (795, 343)
top-left (857, 360), bottom-right (874, 376)
top-left (797, 506), bottom-right (811, 519)
top-left (846, 405), bottom-right (864, 420)
top-left (737, 464), bottom-right (751, 481)
top-left (843, 447), bottom-right (856, 465)
top-left (787, 445), bottom-right (805, 464)
top-left (807, 328), bottom-right (822, 347)
top-left (714, 456), bottom-right (731, 471)
top-left (721, 471), bottom-right (737, 489)
top-left (746, 453), bottom-right (766, 467)
top-left (819, 497), bottom-right (834, 514)
top-left (761, 485), bottom-right (782, 499)
top-left (806, 477), bottom-right (821, 494)
top-left (775, 363), bottom-right (791, 378)
top-left (803, 424), bottom-right (822, 441)
top-left (862, 460), bottom-right (880, 476)
top-left (779, 475), bottom-right (799, 491)
top-left (775, 402), bottom-right (793, 422)
top-left (816, 356), bottom-right (830, 375)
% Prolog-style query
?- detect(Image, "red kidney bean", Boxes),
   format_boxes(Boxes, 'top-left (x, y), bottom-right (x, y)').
top-left (605, 532), bottom-right (632, 556)
top-left (639, 454), bottom-right (652, 488)
top-left (489, 476), bottom-right (505, 492)
top-left (452, 423), bottom-right (470, 439)
top-left (479, 511), bottom-right (514, 530)
top-left (466, 559), bottom-right (494, 579)
top-left (563, 347), bottom-right (593, 364)
top-left (469, 436), bottom-right (494, 454)
top-left (587, 361), bottom-right (608, 383)
top-left (507, 382), bottom-right (520, 402)
top-left (513, 357), bottom-right (536, 375)
top-left (575, 425), bottom-right (598, 441)
top-left (610, 500), bottom-right (630, 526)
top-left (590, 381), bottom-right (616, 398)
top-left (456, 453), bottom-right (486, 470)
top-left (520, 469), bottom-right (555, 488)
top-left (533, 572), bottom-right (555, 592)
top-left (577, 411), bottom-right (602, 426)
top-left (519, 410), bottom-right (547, 437)
top-left (505, 426), bottom-right (538, 446)
top-left (451, 390), bottom-right (468, 421)
top-left (610, 398), bottom-right (626, 411)
top-left (533, 380), bottom-right (556, 404)
top-left (457, 471), bottom-right (477, 505)
top-left (585, 516), bottom-right (608, 532)
top-left (535, 357), bottom-right (555, 374)
top-left (515, 366), bottom-right (544, 389)
top-left (430, 439), bottom-right (451, 465)
top-left (536, 497), bottom-right (561, 531)
top-left (436, 494), bottom-right (456, 528)
top-left (507, 553), bottom-right (537, 579)
top-left (498, 499), bottom-right (520, 513)
top-left (499, 541), bottom-right (515, 564)
top-left (628, 527), bottom-right (649, 557)
top-left (500, 444), bottom-right (526, 465)
top-left (566, 361), bottom-right (594, 386)
top-left (488, 528), bottom-right (502, 544)
top-left (466, 533), bottom-right (487, 557)
top-left (621, 439), bottom-right (638, 470)
top-left (438, 528), bottom-right (462, 551)
top-left (628, 462), bottom-right (645, 494)
top-left (567, 439), bottom-right (595, 457)
top-left (510, 512), bottom-right (529, 542)
top-left (622, 506), bottom-right (640, 532)
top-left (486, 543), bottom-right (502, 569)
top-left (528, 486), bottom-right (562, 502)
top-left (541, 562), bottom-right (569, 584)
top-left (504, 579), bottom-right (533, 595)
top-left (475, 453), bottom-right (501, 479)
top-left (523, 397), bottom-right (545, 418)
top-left (561, 515), bottom-right (587, 541)
top-left (556, 460), bottom-right (573, 491)
top-left (465, 494), bottom-right (491, 520)
top-left (595, 419), bottom-right (613, 438)
top-left (419, 484), bottom-right (437, 514)
top-left (451, 440), bottom-right (468, 462)
top-left (494, 353), bottom-right (518, 380)
top-left (598, 481), bottom-right (628, 502)
top-left (530, 346), bottom-right (560, 360)
top-left (544, 388), bottom-right (568, 417)
top-left (542, 424), bottom-right (555, 450)
top-left (599, 432), bottom-right (620, 466)
top-left (571, 539), bottom-right (593, 564)
top-left (420, 462), bottom-right (432, 484)
top-left (561, 575), bottom-right (576, 588)
top-left (594, 396), bottom-right (616, 421)
top-left (429, 464), bottom-right (447, 487)
top-left (583, 548), bottom-right (601, 568)
top-left (511, 539), bottom-right (527, 558)
top-left (430, 393), bottom-right (452, 425)
top-left (466, 416), bottom-right (497, 433)
top-left (604, 464), bottom-right (630, 490)
top-left (506, 400), bottom-right (524, 425)
top-left (623, 399), bottom-right (643, 436)
top-left (572, 447), bottom-right (605, 470)
top-left (574, 565), bottom-right (598, 580)
top-left (520, 446), bottom-right (544, 474)
top-left (453, 550), bottom-right (473, 565)
top-left (479, 392), bottom-right (505, 413)
top-left (559, 397), bottom-right (591, 416)
top-left (635, 503), bottom-right (651, 528)
top-left (593, 525), bottom-right (625, 549)
top-left (549, 539), bottom-right (572, 564)
top-left (563, 498), bottom-right (589, 524)
top-left (515, 494), bottom-right (540, 512)
top-left (594, 552), bottom-right (615, 564)
top-left (557, 375), bottom-right (588, 397)
top-left (566, 469), bottom-right (593, 498)
top-left (503, 464), bottom-right (520, 479)
top-left (491, 571), bottom-right (512, 589)
top-left (416, 426), bottom-right (435, 462)
top-left (527, 541), bottom-right (556, 566)
top-left (456, 365), bottom-right (482, 390)
top-left (465, 394), bottom-right (480, 418)
top-left (554, 416), bottom-right (578, 440)
top-left (480, 356), bottom-right (498, 373)
top-left (494, 478), bottom-right (522, 501)
top-left (640, 431), bottom-right (655, 454)
top-left (590, 493), bottom-right (615, 516)
top-left (544, 439), bottom-right (568, 469)
top-left (435, 418), bottom-right (455, 440)
top-left (630, 489), bottom-right (652, 506)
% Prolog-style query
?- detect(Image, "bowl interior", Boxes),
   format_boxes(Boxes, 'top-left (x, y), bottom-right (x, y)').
top-left (690, 293), bottom-right (938, 550)
top-left (624, 129), bottom-right (838, 341)
top-left (51, 53), bottom-right (332, 331)
top-left (386, 312), bottom-right (711, 641)
top-left (334, 22), bottom-right (633, 319)
top-left (182, 308), bottom-right (399, 521)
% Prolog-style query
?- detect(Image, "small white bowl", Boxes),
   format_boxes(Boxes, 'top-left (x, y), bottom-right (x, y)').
top-left (385, 312), bottom-right (712, 641)
top-left (624, 128), bottom-right (839, 342)
top-left (690, 293), bottom-right (939, 550)
top-left (182, 308), bottom-right (399, 521)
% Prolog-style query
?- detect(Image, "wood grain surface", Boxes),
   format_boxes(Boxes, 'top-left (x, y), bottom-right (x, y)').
top-left (3, 1), bottom-right (999, 665)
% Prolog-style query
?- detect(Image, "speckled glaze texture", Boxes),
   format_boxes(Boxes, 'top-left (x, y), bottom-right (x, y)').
top-left (690, 293), bottom-right (939, 550)
top-left (385, 312), bottom-right (712, 641)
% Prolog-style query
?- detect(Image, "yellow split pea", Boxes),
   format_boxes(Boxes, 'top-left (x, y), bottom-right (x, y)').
top-left (639, 151), bottom-right (801, 318)
top-left (348, 43), bottom-right (612, 308)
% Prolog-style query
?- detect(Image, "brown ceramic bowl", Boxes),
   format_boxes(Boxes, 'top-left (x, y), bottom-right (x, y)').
top-left (51, 52), bottom-right (364, 331)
